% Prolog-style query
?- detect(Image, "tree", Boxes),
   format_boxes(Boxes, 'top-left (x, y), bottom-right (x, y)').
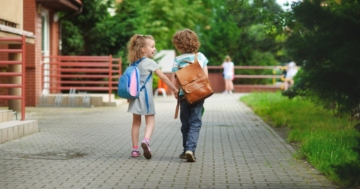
top-left (138, 0), bottom-right (209, 51)
top-left (61, 0), bottom-right (209, 59)
top-left (283, 0), bottom-right (360, 117)
top-left (200, 0), bottom-right (284, 65)
top-left (61, 0), bottom-right (116, 55)
top-left (61, 0), bottom-right (286, 76)
top-left (199, 0), bottom-right (285, 84)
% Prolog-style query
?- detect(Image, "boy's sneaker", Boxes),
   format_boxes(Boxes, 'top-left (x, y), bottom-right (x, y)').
top-left (185, 150), bottom-right (196, 162)
top-left (179, 152), bottom-right (186, 159)
top-left (131, 150), bottom-right (141, 157)
top-left (141, 140), bottom-right (152, 159)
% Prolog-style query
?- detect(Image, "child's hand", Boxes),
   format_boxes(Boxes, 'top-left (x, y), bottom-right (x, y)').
top-left (173, 89), bottom-right (179, 99)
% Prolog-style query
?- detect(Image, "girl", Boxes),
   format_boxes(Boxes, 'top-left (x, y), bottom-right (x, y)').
top-left (222, 55), bottom-right (234, 94)
top-left (127, 34), bottom-right (178, 159)
top-left (172, 29), bottom-right (209, 162)
top-left (284, 61), bottom-right (298, 90)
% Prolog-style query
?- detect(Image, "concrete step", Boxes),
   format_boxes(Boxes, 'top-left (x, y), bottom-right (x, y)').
top-left (38, 94), bottom-right (127, 107)
top-left (0, 110), bottom-right (13, 123)
top-left (0, 120), bottom-right (38, 144)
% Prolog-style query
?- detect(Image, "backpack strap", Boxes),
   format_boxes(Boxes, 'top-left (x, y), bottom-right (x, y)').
top-left (140, 72), bottom-right (153, 114)
top-left (132, 57), bottom-right (145, 66)
top-left (182, 53), bottom-right (198, 65)
top-left (174, 92), bottom-right (181, 119)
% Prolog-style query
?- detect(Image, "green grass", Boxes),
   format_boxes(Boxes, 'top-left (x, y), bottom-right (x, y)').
top-left (241, 92), bottom-right (360, 188)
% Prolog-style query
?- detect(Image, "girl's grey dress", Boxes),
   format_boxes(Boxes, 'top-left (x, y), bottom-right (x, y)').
top-left (127, 58), bottom-right (159, 115)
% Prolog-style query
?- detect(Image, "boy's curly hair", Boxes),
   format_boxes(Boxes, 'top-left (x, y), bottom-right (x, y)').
top-left (172, 29), bottom-right (200, 54)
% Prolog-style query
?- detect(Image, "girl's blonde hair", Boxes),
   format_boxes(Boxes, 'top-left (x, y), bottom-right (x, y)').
top-left (172, 29), bottom-right (200, 53)
top-left (224, 55), bottom-right (231, 62)
top-left (127, 34), bottom-right (154, 63)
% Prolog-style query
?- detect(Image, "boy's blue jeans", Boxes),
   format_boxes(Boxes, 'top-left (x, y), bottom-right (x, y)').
top-left (179, 97), bottom-right (204, 154)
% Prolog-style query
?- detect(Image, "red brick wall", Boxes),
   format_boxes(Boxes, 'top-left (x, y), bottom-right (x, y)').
top-left (24, 1), bottom-right (61, 106)
top-left (49, 12), bottom-right (60, 95)
top-left (24, 0), bottom-right (42, 106)
top-left (50, 12), bottom-right (59, 56)
top-left (24, 2), bottom-right (61, 106)
top-left (23, 0), bottom-right (37, 69)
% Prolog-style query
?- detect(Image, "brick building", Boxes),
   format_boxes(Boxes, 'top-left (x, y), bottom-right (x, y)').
top-left (0, 0), bottom-right (35, 109)
top-left (0, 0), bottom-right (82, 109)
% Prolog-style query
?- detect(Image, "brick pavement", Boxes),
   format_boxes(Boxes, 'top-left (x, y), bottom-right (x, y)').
top-left (0, 94), bottom-right (335, 189)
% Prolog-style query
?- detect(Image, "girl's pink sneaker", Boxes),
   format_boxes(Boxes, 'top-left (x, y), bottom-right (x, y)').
top-left (131, 150), bottom-right (141, 157)
top-left (141, 140), bottom-right (152, 159)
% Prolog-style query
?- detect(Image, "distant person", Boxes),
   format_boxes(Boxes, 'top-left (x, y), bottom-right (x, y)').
top-left (126, 34), bottom-right (179, 159)
top-left (222, 55), bottom-right (234, 94)
top-left (284, 61), bottom-right (298, 90)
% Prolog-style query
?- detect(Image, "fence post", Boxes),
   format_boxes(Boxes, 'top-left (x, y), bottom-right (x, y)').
top-left (118, 57), bottom-right (122, 76)
top-left (108, 55), bottom-right (112, 103)
top-left (21, 35), bottom-right (26, 120)
top-left (57, 56), bottom-right (61, 93)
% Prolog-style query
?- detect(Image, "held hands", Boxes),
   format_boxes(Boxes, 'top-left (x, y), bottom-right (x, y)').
top-left (173, 89), bottom-right (179, 99)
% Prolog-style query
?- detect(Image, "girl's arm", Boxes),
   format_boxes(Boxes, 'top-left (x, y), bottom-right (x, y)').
top-left (232, 64), bottom-right (235, 80)
top-left (154, 69), bottom-right (179, 99)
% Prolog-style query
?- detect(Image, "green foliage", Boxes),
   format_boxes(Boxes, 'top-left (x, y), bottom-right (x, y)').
top-left (198, 1), bottom-right (242, 65)
top-left (241, 92), bottom-right (360, 187)
top-left (282, 0), bottom-right (360, 117)
top-left (61, 21), bottom-right (84, 55)
top-left (152, 72), bottom-right (159, 90)
top-left (62, 0), bottom-right (116, 55)
top-left (140, 0), bottom-right (207, 51)
top-left (61, 0), bottom-right (209, 61)
top-left (60, 0), bottom-right (289, 86)
top-left (201, 0), bottom-right (284, 70)
top-left (61, 0), bottom-right (286, 65)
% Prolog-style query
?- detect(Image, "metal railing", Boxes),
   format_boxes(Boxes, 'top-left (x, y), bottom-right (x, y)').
top-left (207, 65), bottom-right (285, 92)
top-left (0, 36), bottom-right (26, 120)
top-left (41, 55), bottom-right (122, 103)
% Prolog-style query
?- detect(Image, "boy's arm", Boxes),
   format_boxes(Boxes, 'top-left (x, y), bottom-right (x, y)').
top-left (155, 69), bottom-right (179, 99)
top-left (203, 65), bottom-right (209, 78)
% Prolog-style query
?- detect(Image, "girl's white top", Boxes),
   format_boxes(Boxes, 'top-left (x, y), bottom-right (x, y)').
top-left (286, 62), bottom-right (298, 79)
top-left (222, 61), bottom-right (234, 77)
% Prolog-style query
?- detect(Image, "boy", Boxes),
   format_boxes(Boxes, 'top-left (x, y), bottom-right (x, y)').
top-left (172, 29), bottom-right (209, 162)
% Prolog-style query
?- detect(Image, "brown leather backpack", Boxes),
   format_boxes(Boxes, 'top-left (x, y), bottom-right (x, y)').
top-left (174, 53), bottom-right (213, 118)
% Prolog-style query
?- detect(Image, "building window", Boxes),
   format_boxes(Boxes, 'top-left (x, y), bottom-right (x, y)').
top-left (0, 19), bottom-right (17, 28)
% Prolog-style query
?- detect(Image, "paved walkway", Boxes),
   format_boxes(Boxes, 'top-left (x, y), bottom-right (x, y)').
top-left (0, 94), bottom-right (335, 189)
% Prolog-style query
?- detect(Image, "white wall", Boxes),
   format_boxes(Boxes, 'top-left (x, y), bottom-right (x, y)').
top-left (154, 50), bottom-right (175, 73)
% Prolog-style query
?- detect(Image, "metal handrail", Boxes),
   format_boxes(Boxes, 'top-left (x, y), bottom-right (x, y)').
top-left (0, 36), bottom-right (26, 120)
top-left (208, 65), bottom-right (285, 92)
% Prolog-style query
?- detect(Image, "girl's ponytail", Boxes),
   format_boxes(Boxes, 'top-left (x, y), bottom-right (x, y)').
top-left (127, 34), bottom-right (140, 63)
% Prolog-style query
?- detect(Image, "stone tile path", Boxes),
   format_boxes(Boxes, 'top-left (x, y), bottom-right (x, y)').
top-left (0, 94), bottom-right (335, 189)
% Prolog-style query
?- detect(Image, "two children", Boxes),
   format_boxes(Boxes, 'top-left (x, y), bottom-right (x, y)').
top-left (126, 30), bottom-right (208, 162)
